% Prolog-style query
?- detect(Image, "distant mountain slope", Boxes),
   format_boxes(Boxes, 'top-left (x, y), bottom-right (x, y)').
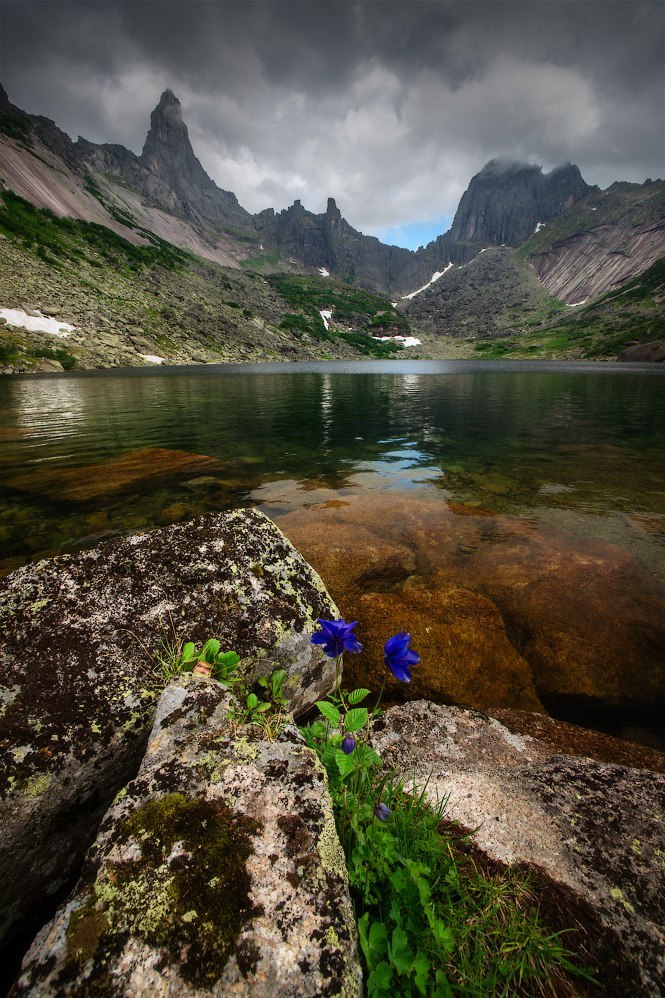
top-left (471, 255), bottom-right (665, 360)
top-left (0, 86), bottom-right (256, 268)
top-left (520, 181), bottom-right (665, 303)
top-left (402, 247), bottom-right (562, 339)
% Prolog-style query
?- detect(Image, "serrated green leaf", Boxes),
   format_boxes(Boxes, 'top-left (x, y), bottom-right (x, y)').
top-left (348, 687), bottom-right (371, 704)
top-left (344, 707), bottom-right (368, 733)
top-left (335, 749), bottom-right (356, 779)
top-left (412, 950), bottom-right (431, 994)
top-left (368, 919), bottom-right (389, 955)
top-left (315, 700), bottom-right (341, 726)
top-left (357, 743), bottom-right (382, 767)
top-left (367, 961), bottom-right (393, 994)
top-left (390, 927), bottom-right (414, 975)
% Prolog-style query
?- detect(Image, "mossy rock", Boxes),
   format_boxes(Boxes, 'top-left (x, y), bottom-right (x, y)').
top-left (15, 678), bottom-right (362, 996)
top-left (0, 509), bottom-right (339, 950)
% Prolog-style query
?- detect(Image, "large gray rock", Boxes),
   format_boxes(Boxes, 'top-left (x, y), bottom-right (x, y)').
top-left (15, 677), bottom-right (362, 996)
top-left (0, 509), bottom-right (339, 948)
top-left (373, 701), bottom-right (665, 996)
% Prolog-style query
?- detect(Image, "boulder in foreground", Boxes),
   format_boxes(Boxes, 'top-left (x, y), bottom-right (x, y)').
top-left (15, 677), bottom-right (362, 996)
top-left (0, 509), bottom-right (338, 948)
top-left (373, 701), bottom-right (665, 996)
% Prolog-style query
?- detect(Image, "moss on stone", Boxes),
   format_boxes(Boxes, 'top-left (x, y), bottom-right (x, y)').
top-left (65, 792), bottom-right (262, 988)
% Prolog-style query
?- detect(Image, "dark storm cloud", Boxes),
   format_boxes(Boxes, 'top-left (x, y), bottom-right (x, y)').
top-left (1, 1), bottom-right (663, 243)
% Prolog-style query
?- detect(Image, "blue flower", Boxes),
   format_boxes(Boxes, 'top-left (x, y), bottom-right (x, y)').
top-left (311, 618), bottom-right (362, 658)
top-left (341, 735), bottom-right (356, 755)
top-left (384, 632), bottom-right (420, 682)
top-left (374, 801), bottom-right (391, 822)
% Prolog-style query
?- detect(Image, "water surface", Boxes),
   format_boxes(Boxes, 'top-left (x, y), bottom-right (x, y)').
top-left (1, 361), bottom-right (664, 746)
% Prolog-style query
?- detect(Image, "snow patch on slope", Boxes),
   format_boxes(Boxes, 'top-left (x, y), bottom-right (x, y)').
top-left (401, 263), bottom-right (453, 300)
top-left (0, 307), bottom-right (75, 338)
top-left (319, 309), bottom-right (333, 330)
top-left (374, 335), bottom-right (421, 348)
top-left (318, 267), bottom-right (330, 277)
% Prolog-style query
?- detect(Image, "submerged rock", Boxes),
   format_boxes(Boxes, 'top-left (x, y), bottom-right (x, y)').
top-left (372, 701), bottom-right (665, 995)
top-left (0, 509), bottom-right (338, 949)
top-left (277, 492), bottom-right (665, 725)
top-left (356, 587), bottom-right (543, 712)
top-left (15, 677), bottom-right (362, 996)
top-left (8, 446), bottom-right (224, 501)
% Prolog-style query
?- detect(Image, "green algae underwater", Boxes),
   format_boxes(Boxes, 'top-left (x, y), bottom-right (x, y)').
top-left (1, 359), bottom-right (664, 747)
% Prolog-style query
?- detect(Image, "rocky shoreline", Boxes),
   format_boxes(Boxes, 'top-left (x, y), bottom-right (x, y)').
top-left (1, 511), bottom-right (663, 994)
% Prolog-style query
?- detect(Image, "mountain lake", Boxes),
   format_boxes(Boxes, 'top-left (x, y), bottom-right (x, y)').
top-left (1, 359), bottom-right (664, 748)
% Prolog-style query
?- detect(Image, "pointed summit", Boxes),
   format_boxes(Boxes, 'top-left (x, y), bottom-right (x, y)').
top-left (140, 90), bottom-right (214, 191)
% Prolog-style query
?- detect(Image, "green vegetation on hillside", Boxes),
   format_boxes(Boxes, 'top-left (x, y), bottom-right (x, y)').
top-left (0, 190), bottom-right (189, 272)
top-left (267, 273), bottom-right (409, 356)
top-left (474, 256), bottom-right (665, 359)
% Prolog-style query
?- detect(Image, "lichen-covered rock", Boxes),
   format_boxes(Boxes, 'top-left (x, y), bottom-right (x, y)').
top-left (373, 701), bottom-right (665, 996)
top-left (15, 677), bottom-right (362, 997)
top-left (0, 509), bottom-right (339, 948)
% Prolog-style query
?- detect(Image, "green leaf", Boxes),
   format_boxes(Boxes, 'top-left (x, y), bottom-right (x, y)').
top-left (335, 749), bottom-right (356, 779)
top-left (412, 951), bottom-right (431, 993)
top-left (367, 919), bottom-right (389, 956)
top-left (367, 961), bottom-right (393, 994)
top-left (310, 720), bottom-right (327, 739)
top-left (429, 916), bottom-right (455, 954)
top-left (315, 700), bottom-right (341, 727)
top-left (348, 687), bottom-right (371, 704)
top-left (255, 701), bottom-right (271, 713)
top-left (390, 927), bottom-right (414, 975)
top-left (343, 707), bottom-right (368, 733)
top-left (217, 650), bottom-right (240, 669)
top-left (246, 693), bottom-right (259, 709)
top-left (271, 669), bottom-right (287, 692)
top-left (180, 642), bottom-right (197, 664)
top-left (257, 676), bottom-right (269, 688)
top-left (357, 743), bottom-right (382, 768)
top-left (202, 638), bottom-right (220, 662)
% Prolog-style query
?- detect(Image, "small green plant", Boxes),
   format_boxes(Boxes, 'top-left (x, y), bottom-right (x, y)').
top-left (256, 668), bottom-right (287, 709)
top-left (301, 618), bottom-right (596, 996)
top-left (156, 636), bottom-right (240, 685)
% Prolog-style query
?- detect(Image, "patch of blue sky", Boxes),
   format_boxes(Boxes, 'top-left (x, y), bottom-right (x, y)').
top-left (374, 216), bottom-right (453, 252)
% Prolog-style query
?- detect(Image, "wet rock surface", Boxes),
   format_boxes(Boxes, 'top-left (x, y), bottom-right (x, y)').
top-left (15, 677), bottom-right (361, 996)
top-left (356, 587), bottom-right (543, 712)
top-left (372, 701), bottom-right (665, 995)
top-left (8, 447), bottom-right (224, 501)
top-left (0, 509), bottom-right (339, 949)
top-left (277, 492), bottom-right (665, 730)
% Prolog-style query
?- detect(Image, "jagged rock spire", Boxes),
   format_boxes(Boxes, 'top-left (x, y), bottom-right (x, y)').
top-left (140, 90), bottom-right (214, 190)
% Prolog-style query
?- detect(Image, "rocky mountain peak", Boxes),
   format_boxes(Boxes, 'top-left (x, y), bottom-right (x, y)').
top-left (140, 89), bottom-right (214, 191)
top-left (448, 158), bottom-right (591, 247)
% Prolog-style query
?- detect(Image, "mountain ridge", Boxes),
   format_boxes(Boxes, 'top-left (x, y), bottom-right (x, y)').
top-left (0, 85), bottom-right (604, 294)
top-left (1, 84), bottom-right (664, 369)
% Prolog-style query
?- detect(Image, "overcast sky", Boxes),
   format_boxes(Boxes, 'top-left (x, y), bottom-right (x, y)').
top-left (1, 1), bottom-right (663, 249)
